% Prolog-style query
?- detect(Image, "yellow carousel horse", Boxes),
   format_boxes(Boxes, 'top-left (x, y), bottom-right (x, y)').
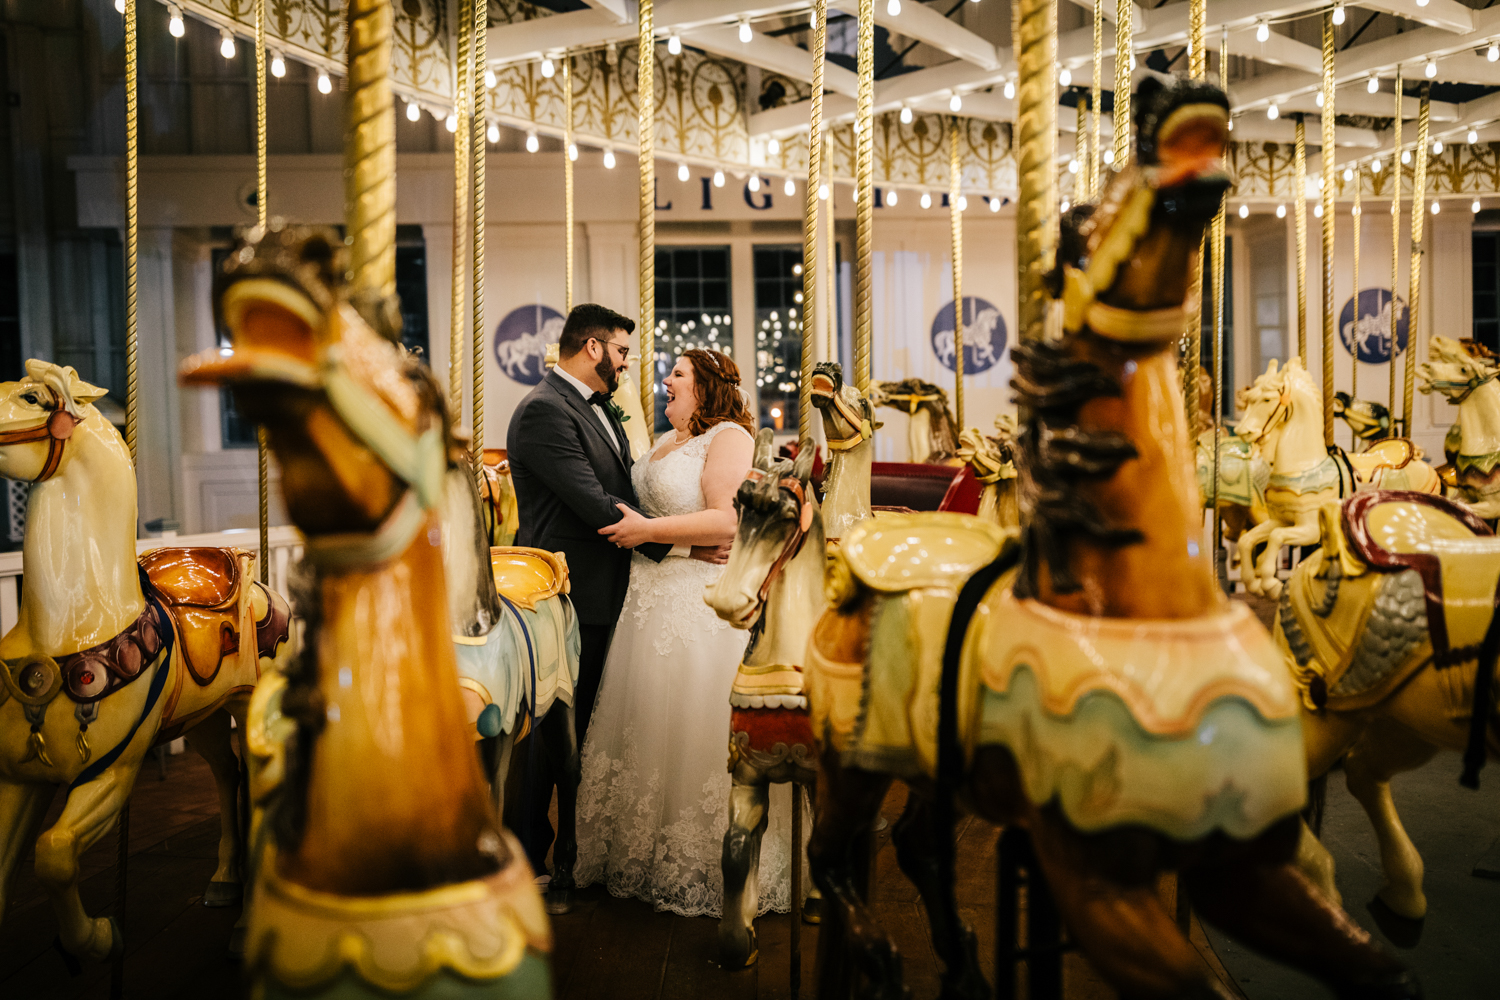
top-left (954, 423), bottom-right (1020, 528)
top-left (809, 362), bottom-right (876, 540)
top-left (0, 359), bottom-right (294, 967)
top-left (1419, 335), bottom-right (1500, 520)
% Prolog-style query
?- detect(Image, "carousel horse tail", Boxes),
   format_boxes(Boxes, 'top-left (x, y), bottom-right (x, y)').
top-left (1460, 603), bottom-right (1500, 789)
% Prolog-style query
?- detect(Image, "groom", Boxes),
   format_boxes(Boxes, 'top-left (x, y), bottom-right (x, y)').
top-left (506, 303), bottom-right (722, 874)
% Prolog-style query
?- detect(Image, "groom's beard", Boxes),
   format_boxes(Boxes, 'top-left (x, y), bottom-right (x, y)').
top-left (595, 354), bottom-right (621, 395)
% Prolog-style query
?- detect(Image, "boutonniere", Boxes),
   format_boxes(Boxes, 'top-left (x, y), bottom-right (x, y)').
top-left (605, 400), bottom-right (629, 424)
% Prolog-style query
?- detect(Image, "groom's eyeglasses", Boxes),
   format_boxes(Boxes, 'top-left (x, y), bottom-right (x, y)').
top-left (594, 338), bottom-right (631, 362)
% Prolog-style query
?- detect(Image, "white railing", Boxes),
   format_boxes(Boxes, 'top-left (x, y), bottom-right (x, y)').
top-left (0, 525), bottom-right (305, 636)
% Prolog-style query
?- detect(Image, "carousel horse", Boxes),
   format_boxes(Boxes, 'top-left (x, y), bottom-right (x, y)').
top-left (1281, 489), bottom-right (1500, 932)
top-left (704, 430), bottom-right (822, 968)
top-left (868, 378), bottom-right (961, 464)
top-left (810, 76), bottom-right (1417, 1000)
top-left (478, 449), bottom-right (519, 546)
top-left (809, 362), bottom-right (876, 540)
top-left (1237, 357), bottom-right (1440, 599)
top-left (183, 225), bottom-right (550, 997)
top-left (0, 359), bottom-right (295, 966)
top-left (1188, 366), bottom-right (1268, 542)
top-left (955, 423), bottom-right (1019, 528)
top-left (1419, 335), bottom-right (1500, 520)
top-left (1335, 391), bottom-right (1394, 445)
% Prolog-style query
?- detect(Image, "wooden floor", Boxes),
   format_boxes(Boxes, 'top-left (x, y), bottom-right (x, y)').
top-left (0, 750), bottom-right (1243, 999)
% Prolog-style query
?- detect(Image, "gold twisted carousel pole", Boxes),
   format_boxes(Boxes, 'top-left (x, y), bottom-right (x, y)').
top-left (1017, 0), bottom-right (1056, 344)
top-left (1294, 114), bottom-right (1308, 362)
top-left (1390, 67), bottom-right (1403, 431)
top-left (1211, 27), bottom-right (1227, 565)
top-left (451, 0), bottom-right (471, 418)
top-left (255, 0), bottom-right (270, 584)
top-left (1320, 10), bottom-right (1335, 447)
top-left (1183, 0), bottom-right (1205, 429)
top-left (949, 116), bottom-right (964, 428)
top-left (638, 0), bottom-right (656, 440)
top-left (854, 0), bottom-right (874, 391)
top-left (1075, 97), bottom-right (1088, 199)
top-left (801, 0), bottom-right (826, 441)
top-left (1091, 0), bottom-right (1102, 193)
top-left (346, 0), bottom-right (396, 301)
top-left (564, 51), bottom-right (575, 313)
top-left (471, 0), bottom-right (487, 468)
top-left (1406, 83), bottom-right (1429, 437)
top-left (1351, 177), bottom-right (1361, 446)
top-left (1113, 0), bottom-right (1130, 168)
top-left (824, 133), bottom-right (836, 362)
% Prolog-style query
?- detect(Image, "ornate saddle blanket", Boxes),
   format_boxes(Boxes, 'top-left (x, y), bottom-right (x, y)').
top-left (730, 659), bottom-right (806, 709)
top-left (728, 707), bottom-right (817, 779)
top-left (970, 591), bottom-right (1306, 840)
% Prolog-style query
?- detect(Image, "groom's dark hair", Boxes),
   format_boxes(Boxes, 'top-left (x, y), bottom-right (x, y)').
top-left (559, 304), bottom-right (636, 358)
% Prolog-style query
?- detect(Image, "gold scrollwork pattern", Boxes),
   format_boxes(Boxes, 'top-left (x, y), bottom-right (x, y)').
top-left (1226, 142), bottom-right (1500, 199)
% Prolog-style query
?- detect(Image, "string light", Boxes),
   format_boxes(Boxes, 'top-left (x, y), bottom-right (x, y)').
top-left (488, 123), bottom-right (500, 143)
top-left (767, 137), bottom-right (781, 156)
top-left (525, 129), bottom-right (539, 153)
top-left (219, 28), bottom-right (236, 60)
top-left (115, 0), bottom-right (123, 11)
top-left (1067, 158), bottom-right (1079, 174)
top-left (167, 3), bottom-right (185, 38)
top-left (1314, 203), bottom-right (1323, 218)
top-left (1267, 103), bottom-right (1279, 120)
top-left (1059, 65), bottom-right (1071, 87)
top-left (1368, 75), bottom-right (1379, 94)
top-left (1276, 203), bottom-right (1287, 218)
top-left (1316, 92), bottom-right (1324, 108)
top-left (317, 70), bottom-right (333, 94)
top-left (784, 176), bottom-right (796, 196)
top-left (1490, 41), bottom-right (1499, 63)
top-left (540, 56), bottom-right (555, 78)
top-left (957, 195), bottom-right (968, 210)
top-left (406, 100), bottom-right (421, 122)
top-left (738, 19), bottom-right (752, 44)
top-left (1433, 138), bottom-right (1444, 154)
top-left (887, 0), bottom-right (901, 14)
top-left (271, 51), bottom-right (286, 78)
top-left (567, 142), bottom-right (578, 160)
top-left (1332, 2), bottom-right (1345, 25)
top-left (1060, 198), bottom-right (1070, 212)
top-left (808, 8), bottom-right (816, 29)
top-left (920, 191), bottom-right (931, 209)
top-left (485, 69), bottom-right (496, 89)
top-left (445, 113), bottom-right (457, 132)
top-left (667, 33), bottom-right (682, 55)
top-left (1425, 58), bottom-right (1437, 79)
top-left (1470, 129), bottom-right (1480, 144)
top-left (714, 169), bottom-right (726, 187)
top-left (1371, 157), bottom-right (1382, 173)
top-left (818, 183), bottom-right (829, 200)
top-left (678, 162), bottom-right (690, 181)
top-left (1228, 118), bottom-right (1234, 131)
top-left (1129, 53), bottom-right (1136, 70)
top-left (1003, 80), bottom-right (1015, 100)
top-left (1256, 19), bottom-right (1269, 43)
top-left (900, 105), bottom-right (913, 124)
top-left (1239, 204), bottom-right (1249, 218)
top-left (1402, 149), bottom-right (1412, 164)
top-left (1416, 0), bottom-right (1430, 6)
top-left (1475, 198), bottom-right (1483, 213)
top-left (1432, 200), bottom-right (1441, 214)
top-left (949, 92), bottom-right (963, 112)
top-left (1343, 167), bottom-right (1354, 182)
top-left (1103, 148), bottom-right (1114, 164)
top-left (989, 196), bottom-right (1000, 213)
top-left (887, 189), bottom-right (898, 206)
top-left (748, 174), bottom-right (761, 193)
top-left (603, 147), bottom-right (616, 168)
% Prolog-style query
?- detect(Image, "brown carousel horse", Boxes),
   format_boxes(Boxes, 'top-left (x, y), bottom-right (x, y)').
top-left (808, 76), bottom-right (1417, 1000)
top-left (182, 226), bottom-right (549, 997)
top-left (868, 378), bottom-right (961, 464)
top-left (0, 360), bottom-right (294, 967)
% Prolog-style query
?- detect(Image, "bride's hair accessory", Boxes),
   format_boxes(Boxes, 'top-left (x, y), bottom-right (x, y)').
top-left (678, 348), bottom-right (755, 437)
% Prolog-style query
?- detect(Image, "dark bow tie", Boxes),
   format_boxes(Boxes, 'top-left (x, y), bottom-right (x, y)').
top-left (588, 391), bottom-right (613, 409)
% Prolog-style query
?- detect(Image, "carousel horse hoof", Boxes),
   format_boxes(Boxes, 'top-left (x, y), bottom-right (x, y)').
top-left (802, 893), bottom-right (824, 924)
top-left (545, 887), bottom-right (574, 915)
top-left (1367, 896), bottom-right (1425, 949)
top-left (202, 879), bottom-right (243, 907)
top-left (718, 922), bottom-right (758, 968)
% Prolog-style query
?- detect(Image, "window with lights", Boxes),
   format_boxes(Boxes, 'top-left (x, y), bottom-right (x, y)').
top-left (751, 246), bottom-right (806, 433)
top-left (654, 246), bottom-right (734, 433)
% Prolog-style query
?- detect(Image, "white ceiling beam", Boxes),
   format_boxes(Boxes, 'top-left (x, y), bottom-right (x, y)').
top-left (577, 0), bottom-right (631, 24)
top-left (1357, 0), bottom-right (1473, 35)
top-left (1230, 116), bottom-right (1381, 147)
top-left (829, 0), bottom-right (1000, 70)
top-left (680, 25), bottom-right (860, 96)
top-left (1272, 88), bottom-right (1460, 121)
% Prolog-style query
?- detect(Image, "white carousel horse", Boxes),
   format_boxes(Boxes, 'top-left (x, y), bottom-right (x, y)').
top-left (809, 362), bottom-right (875, 540)
top-left (1419, 335), bottom-right (1500, 520)
top-left (0, 360), bottom-right (295, 966)
top-left (867, 378), bottom-right (961, 465)
top-left (955, 424), bottom-right (1019, 528)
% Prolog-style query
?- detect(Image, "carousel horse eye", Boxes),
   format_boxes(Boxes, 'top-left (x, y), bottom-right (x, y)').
top-left (21, 393), bottom-right (38, 406)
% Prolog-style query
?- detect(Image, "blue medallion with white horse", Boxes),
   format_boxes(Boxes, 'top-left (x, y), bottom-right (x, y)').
top-left (931, 296), bottom-right (1006, 374)
top-left (1339, 288), bottom-right (1408, 364)
top-left (493, 304), bottom-right (565, 385)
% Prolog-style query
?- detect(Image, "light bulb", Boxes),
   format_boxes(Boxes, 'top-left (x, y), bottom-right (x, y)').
top-left (887, 0), bottom-right (901, 14)
top-left (317, 70), bottom-right (332, 94)
top-left (678, 162), bottom-right (690, 182)
top-left (1228, 118), bottom-right (1234, 132)
top-left (1402, 149), bottom-right (1411, 164)
top-left (1470, 129), bottom-right (1480, 144)
top-left (1426, 58), bottom-right (1437, 79)
top-left (1267, 103), bottom-right (1279, 120)
top-left (818, 183), bottom-right (829, 200)
top-left (1368, 75), bottom-right (1379, 94)
top-left (900, 105), bottom-right (913, 125)
top-left (1432, 200), bottom-right (1441, 215)
top-left (887, 189), bottom-right (898, 206)
top-left (406, 100), bottom-right (421, 122)
top-left (1103, 149), bottom-right (1114, 165)
top-left (1059, 66), bottom-right (1072, 87)
top-left (1003, 80), bottom-right (1015, 100)
top-left (603, 147), bottom-right (616, 168)
top-left (957, 195), bottom-right (968, 211)
top-left (540, 57), bottom-right (554, 78)
top-left (920, 191), bottom-right (931, 209)
top-left (445, 113), bottom-right (457, 132)
top-left (220, 29), bottom-right (236, 60)
top-left (989, 196), bottom-right (1000, 213)
top-left (748, 174), bottom-right (760, 192)
top-left (1433, 139), bottom-right (1444, 154)
top-left (1256, 20), bottom-right (1269, 43)
top-left (1060, 198), bottom-right (1071, 212)
top-left (1353, 204), bottom-right (1360, 216)
top-left (1474, 198), bottom-right (1483, 213)
top-left (568, 142), bottom-right (578, 160)
top-left (1067, 158), bottom-right (1079, 174)
top-left (768, 137), bottom-right (781, 156)
top-left (1490, 42), bottom-right (1499, 63)
top-left (1316, 91), bottom-right (1324, 108)
top-left (808, 8), bottom-right (816, 29)
top-left (1129, 53), bottom-right (1136, 70)
top-left (667, 34), bottom-right (681, 55)
top-left (1371, 157), bottom-right (1382, 173)
top-left (1333, 2), bottom-right (1345, 25)
top-left (485, 69), bottom-right (496, 89)
top-left (168, 4), bottom-right (184, 37)
top-left (714, 169), bottom-right (726, 187)
top-left (1344, 166), bottom-right (1354, 182)
top-left (1314, 203), bottom-right (1323, 218)
top-left (1417, 0), bottom-right (1429, 6)
top-left (1239, 204), bottom-right (1249, 218)
top-left (949, 92), bottom-right (962, 112)
top-left (271, 52), bottom-right (286, 78)
top-left (114, 0), bottom-right (123, 11)
top-left (739, 19), bottom-right (752, 44)
top-left (1276, 203), bottom-right (1287, 218)
top-left (488, 123), bottom-right (500, 143)
top-left (526, 130), bottom-right (539, 153)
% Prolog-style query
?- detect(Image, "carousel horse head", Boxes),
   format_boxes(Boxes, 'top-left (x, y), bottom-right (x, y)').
top-left (1236, 356), bottom-right (1320, 449)
top-left (809, 362), bottom-right (876, 452)
top-left (1419, 335), bottom-right (1500, 404)
top-left (705, 428), bottom-right (818, 629)
top-left (867, 378), bottom-right (950, 417)
top-left (1333, 391), bottom-right (1392, 441)
top-left (0, 361), bottom-right (112, 484)
top-left (183, 224), bottom-right (451, 546)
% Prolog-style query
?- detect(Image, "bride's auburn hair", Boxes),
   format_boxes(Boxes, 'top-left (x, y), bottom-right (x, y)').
top-left (680, 348), bottom-right (756, 438)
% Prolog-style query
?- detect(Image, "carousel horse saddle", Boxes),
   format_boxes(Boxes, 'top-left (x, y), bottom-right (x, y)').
top-left (141, 547), bottom-right (266, 688)
top-left (1345, 439), bottom-right (1440, 493)
top-left (970, 590), bottom-right (1306, 840)
top-left (809, 513), bottom-right (1007, 780)
top-left (489, 547), bottom-right (568, 611)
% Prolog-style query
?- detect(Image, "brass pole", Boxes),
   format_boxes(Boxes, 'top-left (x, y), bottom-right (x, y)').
top-left (255, 0), bottom-right (270, 584)
top-left (1016, 0), bottom-right (1057, 344)
top-left (124, 0), bottom-right (139, 463)
top-left (639, 0), bottom-right (656, 439)
top-left (1113, 0), bottom-right (1131, 168)
top-left (1091, 0), bottom-right (1102, 194)
top-left (1320, 11), bottom-right (1335, 447)
top-left (1293, 114), bottom-right (1308, 363)
top-left (1211, 27), bottom-right (1227, 568)
top-left (564, 52), bottom-right (575, 314)
top-left (1075, 97), bottom-right (1088, 199)
top-left (471, 0), bottom-right (487, 465)
top-left (801, 0), bottom-right (827, 441)
top-left (1351, 178), bottom-right (1361, 445)
top-left (1183, 0), bottom-right (1206, 429)
top-left (950, 116), bottom-right (964, 429)
top-left (854, 0), bottom-right (874, 391)
top-left (825, 134), bottom-right (836, 363)
top-left (1406, 84), bottom-right (1429, 437)
top-left (345, 0), bottom-right (396, 300)
top-left (1390, 68), bottom-right (1403, 431)
top-left (451, 0), bottom-right (471, 418)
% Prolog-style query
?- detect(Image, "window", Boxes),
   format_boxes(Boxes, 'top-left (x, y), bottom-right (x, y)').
top-left (1475, 231), bottom-right (1500, 354)
top-left (1194, 235), bottom-right (1235, 418)
top-left (654, 246), bottom-right (732, 433)
top-left (752, 246), bottom-right (805, 432)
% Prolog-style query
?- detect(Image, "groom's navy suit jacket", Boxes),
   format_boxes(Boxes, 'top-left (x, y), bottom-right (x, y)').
top-left (507, 370), bottom-right (669, 626)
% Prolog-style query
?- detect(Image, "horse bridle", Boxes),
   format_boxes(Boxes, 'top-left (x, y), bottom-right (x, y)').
top-left (743, 470), bottom-right (814, 621)
top-left (0, 409), bottom-right (78, 483)
top-left (1427, 368), bottom-right (1498, 405)
top-left (820, 390), bottom-right (874, 452)
top-left (1245, 390), bottom-right (1291, 446)
top-left (881, 391), bottom-right (943, 416)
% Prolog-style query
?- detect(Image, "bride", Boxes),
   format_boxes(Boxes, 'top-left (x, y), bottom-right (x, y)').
top-left (575, 348), bottom-right (799, 918)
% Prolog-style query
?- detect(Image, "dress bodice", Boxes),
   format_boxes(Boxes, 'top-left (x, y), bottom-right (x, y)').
top-left (633, 421), bottom-right (749, 518)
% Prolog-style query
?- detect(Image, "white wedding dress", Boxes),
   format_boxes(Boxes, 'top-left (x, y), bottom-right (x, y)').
top-left (575, 420), bottom-right (799, 918)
